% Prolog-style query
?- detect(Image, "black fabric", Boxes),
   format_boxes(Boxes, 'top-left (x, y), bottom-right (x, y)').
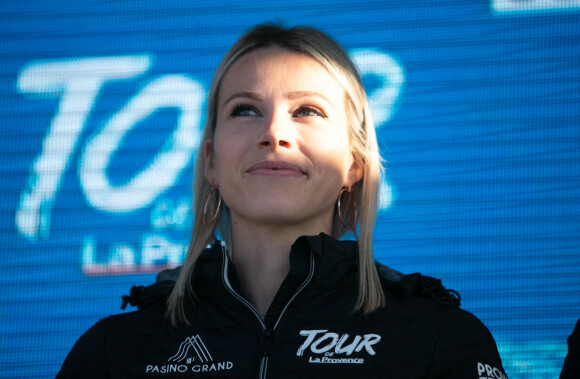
top-left (560, 318), bottom-right (580, 379)
top-left (58, 233), bottom-right (507, 378)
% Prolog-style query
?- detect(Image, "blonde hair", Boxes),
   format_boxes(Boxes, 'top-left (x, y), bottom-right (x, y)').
top-left (167, 24), bottom-right (384, 325)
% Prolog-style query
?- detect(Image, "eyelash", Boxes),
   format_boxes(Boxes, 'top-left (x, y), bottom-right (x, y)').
top-left (230, 104), bottom-right (259, 117)
top-left (229, 104), bottom-right (327, 119)
top-left (294, 106), bottom-right (328, 118)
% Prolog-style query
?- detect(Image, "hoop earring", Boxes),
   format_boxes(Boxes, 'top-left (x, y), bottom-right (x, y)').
top-left (337, 188), bottom-right (357, 230)
top-left (203, 188), bottom-right (222, 226)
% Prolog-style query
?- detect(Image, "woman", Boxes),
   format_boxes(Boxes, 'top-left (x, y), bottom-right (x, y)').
top-left (58, 24), bottom-right (507, 378)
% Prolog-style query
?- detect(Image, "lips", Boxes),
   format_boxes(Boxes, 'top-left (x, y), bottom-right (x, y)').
top-left (246, 161), bottom-right (306, 177)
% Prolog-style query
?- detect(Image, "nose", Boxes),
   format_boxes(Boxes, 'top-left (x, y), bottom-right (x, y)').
top-left (258, 111), bottom-right (293, 149)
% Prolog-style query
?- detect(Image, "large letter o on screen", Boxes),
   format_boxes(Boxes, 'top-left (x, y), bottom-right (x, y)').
top-left (79, 75), bottom-right (204, 213)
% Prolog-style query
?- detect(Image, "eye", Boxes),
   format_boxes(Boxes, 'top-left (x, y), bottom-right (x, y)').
top-left (293, 106), bottom-right (327, 118)
top-left (230, 104), bottom-right (259, 117)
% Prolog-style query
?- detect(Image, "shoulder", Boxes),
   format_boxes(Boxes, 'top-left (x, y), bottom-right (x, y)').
top-left (58, 308), bottom-right (174, 378)
top-left (375, 263), bottom-right (491, 345)
top-left (120, 278), bottom-right (175, 311)
top-left (376, 264), bottom-right (494, 346)
top-left (429, 307), bottom-right (507, 378)
top-left (58, 278), bottom-right (176, 377)
top-left (560, 318), bottom-right (580, 379)
top-left (375, 264), bottom-right (507, 378)
top-left (64, 307), bottom-right (168, 352)
top-left (376, 262), bottom-right (461, 308)
top-left (57, 317), bottom-right (111, 378)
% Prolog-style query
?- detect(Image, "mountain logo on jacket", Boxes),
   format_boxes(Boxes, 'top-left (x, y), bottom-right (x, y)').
top-left (169, 335), bottom-right (212, 364)
top-left (297, 329), bottom-right (382, 365)
top-left (145, 335), bottom-right (234, 374)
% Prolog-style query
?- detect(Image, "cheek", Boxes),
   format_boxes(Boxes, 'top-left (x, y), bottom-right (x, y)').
top-left (307, 134), bottom-right (352, 177)
top-left (211, 134), bottom-right (238, 179)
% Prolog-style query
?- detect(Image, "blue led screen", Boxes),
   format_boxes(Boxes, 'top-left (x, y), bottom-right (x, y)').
top-left (1, 1), bottom-right (579, 377)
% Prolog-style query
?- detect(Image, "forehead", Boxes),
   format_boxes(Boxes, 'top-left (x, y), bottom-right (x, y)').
top-left (218, 47), bottom-right (345, 102)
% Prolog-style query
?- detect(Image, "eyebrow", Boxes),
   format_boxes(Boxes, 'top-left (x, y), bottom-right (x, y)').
top-left (286, 91), bottom-right (331, 103)
top-left (222, 92), bottom-right (264, 108)
top-left (221, 90), bottom-right (331, 109)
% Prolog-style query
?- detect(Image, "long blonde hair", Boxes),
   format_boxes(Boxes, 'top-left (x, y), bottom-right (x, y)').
top-left (167, 24), bottom-right (384, 326)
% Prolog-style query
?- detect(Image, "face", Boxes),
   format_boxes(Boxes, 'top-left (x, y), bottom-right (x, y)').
top-left (206, 47), bottom-right (361, 233)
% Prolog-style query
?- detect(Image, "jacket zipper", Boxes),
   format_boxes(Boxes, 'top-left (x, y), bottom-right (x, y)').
top-left (220, 243), bottom-right (316, 379)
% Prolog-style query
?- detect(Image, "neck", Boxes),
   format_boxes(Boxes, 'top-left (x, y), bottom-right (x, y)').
top-left (228, 217), bottom-right (331, 317)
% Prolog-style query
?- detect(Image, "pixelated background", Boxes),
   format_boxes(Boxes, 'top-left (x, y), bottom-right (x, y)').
top-left (1, 1), bottom-right (579, 377)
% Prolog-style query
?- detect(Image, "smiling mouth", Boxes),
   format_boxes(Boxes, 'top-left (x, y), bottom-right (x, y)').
top-left (246, 161), bottom-right (306, 177)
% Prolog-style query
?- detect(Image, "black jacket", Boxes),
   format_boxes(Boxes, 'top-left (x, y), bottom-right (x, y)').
top-left (58, 234), bottom-right (507, 378)
top-left (560, 318), bottom-right (580, 379)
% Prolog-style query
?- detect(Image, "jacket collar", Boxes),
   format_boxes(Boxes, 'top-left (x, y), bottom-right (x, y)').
top-left (120, 233), bottom-right (461, 311)
top-left (190, 234), bottom-right (359, 300)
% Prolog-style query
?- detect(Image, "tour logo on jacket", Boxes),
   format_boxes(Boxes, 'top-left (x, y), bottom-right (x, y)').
top-left (297, 329), bottom-right (382, 365)
top-left (145, 335), bottom-right (233, 374)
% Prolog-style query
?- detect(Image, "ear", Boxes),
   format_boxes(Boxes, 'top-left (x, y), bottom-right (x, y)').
top-left (204, 139), bottom-right (217, 186)
top-left (346, 157), bottom-right (363, 188)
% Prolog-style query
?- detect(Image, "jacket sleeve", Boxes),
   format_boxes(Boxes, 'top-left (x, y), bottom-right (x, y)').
top-left (428, 308), bottom-right (508, 379)
top-left (56, 319), bottom-right (108, 379)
